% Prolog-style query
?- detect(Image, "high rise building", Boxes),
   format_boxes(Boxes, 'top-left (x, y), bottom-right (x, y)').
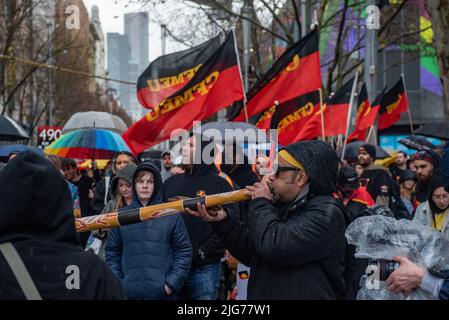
top-left (124, 12), bottom-right (149, 74)
top-left (107, 32), bottom-right (131, 109)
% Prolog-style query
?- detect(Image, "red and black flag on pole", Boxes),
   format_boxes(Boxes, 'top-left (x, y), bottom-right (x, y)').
top-left (378, 77), bottom-right (409, 130)
top-left (124, 31), bottom-right (244, 154)
top-left (270, 90), bottom-right (322, 145)
top-left (348, 85), bottom-right (382, 142)
top-left (231, 29), bottom-right (321, 122)
top-left (322, 77), bottom-right (355, 136)
top-left (137, 36), bottom-right (221, 109)
top-left (255, 103), bottom-right (277, 130)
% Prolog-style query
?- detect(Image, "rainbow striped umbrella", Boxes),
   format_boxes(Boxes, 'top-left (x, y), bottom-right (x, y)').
top-left (44, 128), bottom-right (132, 159)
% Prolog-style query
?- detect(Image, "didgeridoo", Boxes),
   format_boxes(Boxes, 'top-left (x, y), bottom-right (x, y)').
top-left (76, 189), bottom-right (250, 232)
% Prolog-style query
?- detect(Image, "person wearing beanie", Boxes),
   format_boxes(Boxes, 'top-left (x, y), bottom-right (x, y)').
top-left (413, 170), bottom-right (449, 240)
top-left (160, 150), bottom-right (173, 182)
top-left (162, 133), bottom-right (239, 300)
top-left (336, 166), bottom-right (375, 222)
top-left (399, 169), bottom-right (418, 217)
top-left (358, 144), bottom-right (395, 206)
top-left (185, 141), bottom-right (348, 299)
top-left (413, 149), bottom-right (443, 205)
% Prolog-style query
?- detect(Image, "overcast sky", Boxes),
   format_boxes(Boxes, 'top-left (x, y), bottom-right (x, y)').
top-left (83, 0), bottom-right (162, 61)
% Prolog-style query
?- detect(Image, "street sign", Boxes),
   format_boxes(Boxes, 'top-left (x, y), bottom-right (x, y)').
top-left (37, 126), bottom-right (63, 149)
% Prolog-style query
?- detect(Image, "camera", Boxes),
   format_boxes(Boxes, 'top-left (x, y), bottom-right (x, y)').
top-left (368, 259), bottom-right (400, 281)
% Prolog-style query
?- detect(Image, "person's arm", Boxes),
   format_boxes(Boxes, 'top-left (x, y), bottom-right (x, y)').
top-left (186, 204), bottom-right (255, 267)
top-left (421, 272), bottom-right (445, 298)
top-left (104, 227), bottom-right (124, 281)
top-left (247, 197), bottom-right (343, 266)
top-left (196, 202), bottom-right (239, 262)
top-left (164, 215), bottom-right (192, 294)
top-left (386, 256), bottom-right (445, 298)
top-left (439, 279), bottom-right (449, 300)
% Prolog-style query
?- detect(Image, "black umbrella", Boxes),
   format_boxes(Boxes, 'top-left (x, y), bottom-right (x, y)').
top-left (0, 115), bottom-right (29, 141)
top-left (398, 136), bottom-right (436, 151)
top-left (337, 141), bottom-right (390, 160)
top-left (416, 121), bottom-right (449, 140)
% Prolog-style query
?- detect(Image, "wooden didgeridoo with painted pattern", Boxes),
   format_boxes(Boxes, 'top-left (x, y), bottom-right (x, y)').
top-left (75, 189), bottom-right (250, 232)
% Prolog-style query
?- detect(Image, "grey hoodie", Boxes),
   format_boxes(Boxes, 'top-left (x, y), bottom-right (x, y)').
top-left (102, 164), bottom-right (137, 214)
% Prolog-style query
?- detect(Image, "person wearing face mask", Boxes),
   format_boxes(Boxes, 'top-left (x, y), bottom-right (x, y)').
top-left (185, 141), bottom-right (348, 299)
top-left (413, 171), bottom-right (449, 240)
top-left (105, 163), bottom-right (192, 300)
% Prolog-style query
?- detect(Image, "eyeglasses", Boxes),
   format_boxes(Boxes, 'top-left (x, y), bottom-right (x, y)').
top-left (432, 194), bottom-right (449, 202)
top-left (275, 166), bottom-right (299, 177)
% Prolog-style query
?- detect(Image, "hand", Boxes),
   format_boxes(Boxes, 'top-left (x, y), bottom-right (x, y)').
top-left (245, 181), bottom-right (273, 201)
top-left (386, 256), bottom-right (426, 295)
top-left (88, 189), bottom-right (95, 200)
top-left (185, 203), bottom-right (226, 222)
top-left (165, 284), bottom-right (173, 296)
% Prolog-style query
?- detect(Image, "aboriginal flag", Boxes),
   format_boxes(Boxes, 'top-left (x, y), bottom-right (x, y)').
top-left (378, 77), bottom-right (409, 130)
top-left (347, 83), bottom-right (377, 141)
top-left (231, 29), bottom-right (321, 122)
top-left (124, 32), bottom-right (244, 154)
top-left (137, 36), bottom-right (221, 109)
top-left (322, 77), bottom-right (354, 136)
top-left (270, 90), bottom-right (322, 145)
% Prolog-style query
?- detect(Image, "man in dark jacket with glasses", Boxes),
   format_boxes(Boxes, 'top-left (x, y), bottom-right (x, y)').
top-left (185, 141), bottom-right (348, 299)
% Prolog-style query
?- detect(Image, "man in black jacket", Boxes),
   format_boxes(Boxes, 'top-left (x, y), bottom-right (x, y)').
top-left (186, 141), bottom-right (348, 299)
top-left (0, 151), bottom-right (124, 300)
top-left (163, 134), bottom-right (238, 300)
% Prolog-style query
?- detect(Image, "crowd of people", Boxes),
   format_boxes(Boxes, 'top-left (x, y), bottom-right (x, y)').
top-left (1, 136), bottom-right (449, 300)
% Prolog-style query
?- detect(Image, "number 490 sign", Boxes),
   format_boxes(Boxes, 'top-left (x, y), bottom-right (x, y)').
top-left (37, 126), bottom-right (63, 149)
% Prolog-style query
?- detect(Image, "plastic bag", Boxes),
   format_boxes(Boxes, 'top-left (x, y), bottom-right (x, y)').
top-left (346, 215), bottom-right (449, 300)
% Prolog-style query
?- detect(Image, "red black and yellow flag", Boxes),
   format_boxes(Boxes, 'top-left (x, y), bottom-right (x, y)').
top-left (231, 29), bottom-right (321, 122)
top-left (322, 77), bottom-right (354, 136)
top-left (137, 36), bottom-right (221, 109)
top-left (124, 32), bottom-right (244, 154)
top-left (270, 90), bottom-right (322, 145)
top-left (347, 83), bottom-right (379, 142)
top-left (378, 77), bottom-right (409, 130)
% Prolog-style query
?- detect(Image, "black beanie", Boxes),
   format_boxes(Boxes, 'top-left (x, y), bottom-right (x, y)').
top-left (360, 144), bottom-right (376, 160)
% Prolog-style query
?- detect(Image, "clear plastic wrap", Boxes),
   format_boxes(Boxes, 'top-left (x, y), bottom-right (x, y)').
top-left (346, 215), bottom-right (449, 300)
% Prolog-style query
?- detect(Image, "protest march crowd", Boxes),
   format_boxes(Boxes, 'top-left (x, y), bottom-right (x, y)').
top-left (1, 23), bottom-right (449, 301)
top-left (1, 136), bottom-right (449, 300)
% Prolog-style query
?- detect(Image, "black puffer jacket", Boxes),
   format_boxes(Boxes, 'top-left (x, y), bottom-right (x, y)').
top-left (0, 152), bottom-right (124, 300)
top-left (210, 141), bottom-right (347, 299)
top-left (162, 135), bottom-right (238, 267)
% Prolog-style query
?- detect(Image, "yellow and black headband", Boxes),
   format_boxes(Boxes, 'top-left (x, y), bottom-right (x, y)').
top-left (279, 149), bottom-right (305, 171)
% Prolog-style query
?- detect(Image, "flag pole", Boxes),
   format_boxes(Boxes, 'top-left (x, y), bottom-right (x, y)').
top-left (231, 27), bottom-right (249, 123)
top-left (402, 73), bottom-right (414, 135)
top-left (365, 125), bottom-right (374, 142)
top-left (341, 71), bottom-right (359, 161)
top-left (318, 88), bottom-right (325, 141)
